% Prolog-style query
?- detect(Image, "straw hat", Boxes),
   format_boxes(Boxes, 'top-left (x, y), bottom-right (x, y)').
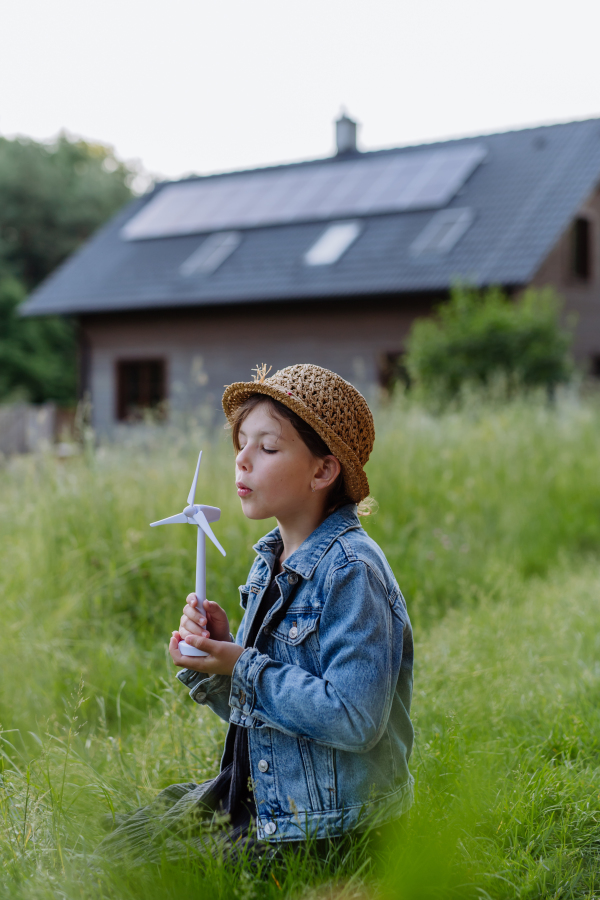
top-left (222, 364), bottom-right (375, 502)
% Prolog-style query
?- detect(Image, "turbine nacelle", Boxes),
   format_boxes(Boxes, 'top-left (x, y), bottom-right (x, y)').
top-left (183, 504), bottom-right (220, 522)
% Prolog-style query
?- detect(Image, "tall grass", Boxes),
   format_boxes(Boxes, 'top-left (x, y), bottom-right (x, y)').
top-left (2, 395), bottom-right (600, 897)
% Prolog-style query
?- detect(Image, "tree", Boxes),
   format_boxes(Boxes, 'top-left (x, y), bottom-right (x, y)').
top-left (405, 285), bottom-right (573, 400)
top-left (0, 133), bottom-right (137, 404)
top-left (0, 272), bottom-right (76, 404)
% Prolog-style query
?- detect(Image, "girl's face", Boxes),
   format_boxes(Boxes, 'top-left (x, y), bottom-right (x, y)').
top-left (235, 403), bottom-right (323, 522)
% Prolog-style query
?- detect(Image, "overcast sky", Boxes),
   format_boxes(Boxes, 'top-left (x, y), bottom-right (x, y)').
top-left (1, 0), bottom-right (599, 183)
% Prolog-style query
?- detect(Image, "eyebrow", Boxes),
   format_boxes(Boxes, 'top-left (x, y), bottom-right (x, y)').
top-left (239, 427), bottom-right (283, 440)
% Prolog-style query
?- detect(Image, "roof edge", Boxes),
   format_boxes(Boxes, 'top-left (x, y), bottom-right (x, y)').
top-left (151, 115), bottom-right (600, 186)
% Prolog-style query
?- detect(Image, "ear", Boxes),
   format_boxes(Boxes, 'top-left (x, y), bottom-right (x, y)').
top-left (313, 455), bottom-right (341, 492)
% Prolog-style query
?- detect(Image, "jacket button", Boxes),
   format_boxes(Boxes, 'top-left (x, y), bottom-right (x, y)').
top-left (258, 759), bottom-right (269, 772)
top-left (263, 626), bottom-right (270, 635)
top-left (264, 821), bottom-right (277, 835)
top-left (288, 626), bottom-right (298, 639)
top-left (287, 572), bottom-right (298, 584)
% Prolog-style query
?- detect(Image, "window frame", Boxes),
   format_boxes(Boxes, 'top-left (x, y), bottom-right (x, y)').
top-left (303, 220), bottom-right (362, 267)
top-left (116, 358), bottom-right (167, 422)
top-left (410, 207), bottom-right (474, 257)
top-left (570, 216), bottom-right (593, 282)
top-left (179, 231), bottom-right (241, 277)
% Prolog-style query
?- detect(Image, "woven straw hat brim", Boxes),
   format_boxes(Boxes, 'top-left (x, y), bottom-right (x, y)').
top-left (222, 380), bottom-right (370, 503)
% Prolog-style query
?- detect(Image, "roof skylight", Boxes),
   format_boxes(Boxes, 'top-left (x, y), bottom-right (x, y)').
top-left (179, 231), bottom-right (241, 276)
top-left (410, 208), bottom-right (474, 256)
top-left (304, 221), bottom-right (362, 266)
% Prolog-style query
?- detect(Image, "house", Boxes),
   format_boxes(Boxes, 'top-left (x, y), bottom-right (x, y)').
top-left (21, 115), bottom-right (600, 432)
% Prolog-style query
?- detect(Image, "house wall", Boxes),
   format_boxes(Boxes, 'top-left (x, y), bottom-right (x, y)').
top-left (81, 296), bottom-right (434, 433)
top-left (529, 186), bottom-right (600, 367)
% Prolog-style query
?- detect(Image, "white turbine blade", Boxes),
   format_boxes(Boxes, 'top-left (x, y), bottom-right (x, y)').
top-left (150, 513), bottom-right (189, 527)
top-left (198, 504), bottom-right (221, 523)
top-left (187, 451), bottom-right (202, 506)
top-left (193, 509), bottom-right (226, 556)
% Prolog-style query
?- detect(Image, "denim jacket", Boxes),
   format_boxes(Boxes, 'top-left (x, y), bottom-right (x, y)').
top-left (177, 504), bottom-right (414, 842)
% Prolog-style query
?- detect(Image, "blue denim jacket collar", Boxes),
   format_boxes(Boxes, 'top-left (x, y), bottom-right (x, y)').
top-left (252, 504), bottom-right (361, 580)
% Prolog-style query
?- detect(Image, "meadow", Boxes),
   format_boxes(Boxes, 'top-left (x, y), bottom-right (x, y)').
top-left (2, 393), bottom-right (600, 898)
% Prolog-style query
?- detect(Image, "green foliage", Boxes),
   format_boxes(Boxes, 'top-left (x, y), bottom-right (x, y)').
top-left (0, 274), bottom-right (76, 403)
top-left (0, 133), bottom-right (136, 404)
top-left (406, 285), bottom-right (574, 399)
top-left (0, 133), bottom-right (135, 289)
top-left (2, 399), bottom-right (600, 897)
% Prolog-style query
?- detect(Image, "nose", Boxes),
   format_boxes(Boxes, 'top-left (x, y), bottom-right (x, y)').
top-left (236, 445), bottom-right (250, 471)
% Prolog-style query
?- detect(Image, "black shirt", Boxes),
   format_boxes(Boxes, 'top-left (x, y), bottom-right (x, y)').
top-left (211, 541), bottom-right (284, 835)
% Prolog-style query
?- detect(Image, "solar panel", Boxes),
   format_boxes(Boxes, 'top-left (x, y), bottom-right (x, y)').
top-left (122, 144), bottom-right (486, 241)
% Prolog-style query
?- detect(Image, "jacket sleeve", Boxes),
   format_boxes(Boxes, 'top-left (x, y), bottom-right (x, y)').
top-left (176, 620), bottom-right (246, 722)
top-left (229, 560), bottom-right (402, 752)
top-left (176, 668), bottom-right (232, 721)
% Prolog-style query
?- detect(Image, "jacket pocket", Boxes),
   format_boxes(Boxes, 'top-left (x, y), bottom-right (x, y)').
top-left (269, 612), bottom-right (322, 675)
top-left (270, 613), bottom-right (320, 645)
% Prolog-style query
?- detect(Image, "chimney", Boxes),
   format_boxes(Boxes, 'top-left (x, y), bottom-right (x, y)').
top-left (335, 111), bottom-right (358, 155)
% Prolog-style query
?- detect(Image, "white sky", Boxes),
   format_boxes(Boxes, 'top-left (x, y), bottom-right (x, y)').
top-left (1, 0), bottom-right (599, 184)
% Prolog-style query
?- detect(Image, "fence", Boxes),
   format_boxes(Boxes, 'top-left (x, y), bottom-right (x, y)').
top-left (0, 403), bottom-right (57, 455)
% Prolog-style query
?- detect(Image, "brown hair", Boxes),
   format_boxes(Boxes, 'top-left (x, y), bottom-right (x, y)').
top-left (230, 393), bottom-right (368, 515)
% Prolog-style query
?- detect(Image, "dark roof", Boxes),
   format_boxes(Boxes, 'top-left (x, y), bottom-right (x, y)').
top-left (21, 118), bottom-right (600, 317)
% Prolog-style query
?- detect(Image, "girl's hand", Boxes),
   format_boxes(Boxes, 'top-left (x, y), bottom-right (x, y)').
top-left (169, 631), bottom-right (244, 676)
top-left (179, 595), bottom-right (232, 643)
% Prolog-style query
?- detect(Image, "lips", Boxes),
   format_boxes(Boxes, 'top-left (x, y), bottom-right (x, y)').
top-left (236, 481), bottom-right (253, 497)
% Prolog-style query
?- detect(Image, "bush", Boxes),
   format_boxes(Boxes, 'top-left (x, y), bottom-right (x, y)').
top-left (405, 285), bottom-right (573, 399)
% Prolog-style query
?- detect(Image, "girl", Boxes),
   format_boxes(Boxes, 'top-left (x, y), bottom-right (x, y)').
top-left (101, 363), bottom-right (413, 861)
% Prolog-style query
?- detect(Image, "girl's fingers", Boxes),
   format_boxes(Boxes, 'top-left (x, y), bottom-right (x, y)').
top-left (180, 615), bottom-right (209, 637)
top-left (171, 633), bottom-right (243, 675)
top-left (169, 632), bottom-right (206, 669)
top-left (183, 604), bottom-right (206, 626)
top-left (169, 634), bottom-right (186, 666)
top-left (204, 600), bottom-right (227, 623)
top-left (170, 633), bottom-right (213, 671)
top-left (183, 633), bottom-right (221, 656)
top-left (204, 599), bottom-right (224, 615)
top-left (179, 624), bottom-right (209, 641)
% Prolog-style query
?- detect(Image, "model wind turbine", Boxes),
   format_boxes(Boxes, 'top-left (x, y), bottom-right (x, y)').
top-left (150, 451), bottom-right (226, 657)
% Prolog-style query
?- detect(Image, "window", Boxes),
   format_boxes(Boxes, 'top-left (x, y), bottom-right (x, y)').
top-left (180, 231), bottom-right (241, 276)
top-left (410, 207), bottom-right (474, 256)
top-left (117, 360), bottom-right (166, 422)
top-left (304, 221), bottom-right (362, 266)
top-left (571, 217), bottom-right (592, 281)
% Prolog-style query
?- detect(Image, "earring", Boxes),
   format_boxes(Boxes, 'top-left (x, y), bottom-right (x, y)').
top-left (311, 485), bottom-right (315, 493)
